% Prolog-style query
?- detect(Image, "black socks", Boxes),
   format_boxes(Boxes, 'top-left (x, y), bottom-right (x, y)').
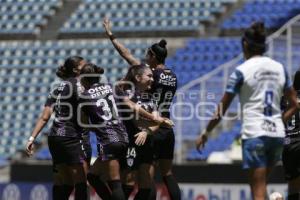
top-left (122, 184), bottom-right (134, 199)
top-left (52, 185), bottom-right (65, 200)
top-left (63, 185), bottom-right (74, 199)
top-left (108, 180), bottom-right (126, 200)
top-left (87, 173), bottom-right (111, 200)
top-left (134, 188), bottom-right (151, 200)
top-left (74, 182), bottom-right (87, 200)
top-left (149, 182), bottom-right (157, 200)
top-left (163, 175), bottom-right (181, 200)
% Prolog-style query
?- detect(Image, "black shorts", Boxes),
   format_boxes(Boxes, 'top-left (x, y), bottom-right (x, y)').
top-left (80, 133), bottom-right (92, 164)
top-left (48, 136), bottom-right (84, 166)
top-left (121, 137), bottom-right (154, 170)
top-left (153, 127), bottom-right (175, 160)
top-left (282, 140), bottom-right (300, 180)
top-left (97, 142), bottom-right (127, 161)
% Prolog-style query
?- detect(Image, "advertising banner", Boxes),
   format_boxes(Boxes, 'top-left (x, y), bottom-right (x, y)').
top-left (0, 183), bottom-right (287, 200)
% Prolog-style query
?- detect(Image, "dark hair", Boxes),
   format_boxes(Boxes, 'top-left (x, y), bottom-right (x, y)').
top-left (80, 63), bottom-right (104, 87)
top-left (121, 64), bottom-right (150, 90)
top-left (124, 64), bottom-right (150, 83)
top-left (293, 70), bottom-right (300, 90)
top-left (242, 21), bottom-right (266, 56)
top-left (149, 39), bottom-right (168, 64)
top-left (56, 56), bottom-right (84, 79)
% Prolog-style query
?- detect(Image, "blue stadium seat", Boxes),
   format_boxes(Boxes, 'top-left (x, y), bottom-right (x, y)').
top-left (59, 0), bottom-right (238, 35)
top-left (222, 0), bottom-right (300, 29)
top-left (0, 39), bottom-right (155, 158)
top-left (166, 37), bottom-right (241, 86)
top-left (35, 147), bottom-right (52, 160)
top-left (186, 122), bottom-right (241, 160)
top-left (0, 0), bottom-right (62, 35)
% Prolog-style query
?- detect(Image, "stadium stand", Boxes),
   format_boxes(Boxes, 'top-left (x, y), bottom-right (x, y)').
top-left (0, 0), bottom-right (63, 38)
top-left (0, 36), bottom-right (244, 157)
top-left (166, 37), bottom-right (241, 86)
top-left (0, 39), bottom-right (153, 157)
top-left (1, 0), bottom-right (300, 163)
top-left (222, 0), bottom-right (300, 29)
top-left (186, 122), bottom-right (241, 160)
top-left (1, 38), bottom-right (300, 159)
top-left (59, 0), bottom-right (238, 37)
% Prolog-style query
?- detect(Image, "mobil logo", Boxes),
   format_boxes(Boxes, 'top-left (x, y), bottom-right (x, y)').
top-left (181, 188), bottom-right (231, 200)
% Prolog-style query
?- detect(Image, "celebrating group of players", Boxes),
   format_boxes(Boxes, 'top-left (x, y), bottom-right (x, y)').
top-left (24, 17), bottom-right (300, 200)
top-left (25, 18), bottom-right (180, 200)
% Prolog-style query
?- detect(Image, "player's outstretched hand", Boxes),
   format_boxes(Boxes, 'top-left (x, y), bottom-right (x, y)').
top-left (26, 141), bottom-right (34, 156)
top-left (103, 17), bottom-right (113, 36)
top-left (195, 133), bottom-right (208, 152)
top-left (134, 131), bottom-right (148, 146)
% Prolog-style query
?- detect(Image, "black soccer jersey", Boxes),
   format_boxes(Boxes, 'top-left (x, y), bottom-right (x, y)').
top-left (150, 68), bottom-right (177, 118)
top-left (130, 90), bottom-right (157, 126)
top-left (283, 90), bottom-right (300, 138)
top-left (79, 83), bottom-right (128, 146)
top-left (116, 87), bottom-right (156, 143)
top-left (45, 77), bottom-right (82, 138)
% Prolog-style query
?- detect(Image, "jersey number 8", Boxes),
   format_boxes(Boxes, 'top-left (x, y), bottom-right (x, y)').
top-left (264, 90), bottom-right (273, 117)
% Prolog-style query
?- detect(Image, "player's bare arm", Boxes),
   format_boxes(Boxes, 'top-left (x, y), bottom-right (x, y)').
top-left (196, 92), bottom-right (235, 150)
top-left (26, 106), bottom-right (52, 156)
top-left (103, 17), bottom-right (140, 66)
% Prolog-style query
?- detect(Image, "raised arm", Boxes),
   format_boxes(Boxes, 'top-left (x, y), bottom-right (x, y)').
top-left (103, 17), bottom-right (140, 66)
top-left (26, 106), bottom-right (53, 156)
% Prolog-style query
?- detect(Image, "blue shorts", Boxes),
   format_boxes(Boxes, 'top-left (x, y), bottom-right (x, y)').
top-left (242, 136), bottom-right (284, 169)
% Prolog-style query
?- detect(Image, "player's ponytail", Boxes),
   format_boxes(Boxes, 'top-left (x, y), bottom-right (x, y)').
top-left (242, 21), bottom-right (266, 56)
top-left (80, 63), bottom-right (104, 87)
top-left (56, 56), bottom-right (84, 79)
top-left (150, 39), bottom-right (168, 64)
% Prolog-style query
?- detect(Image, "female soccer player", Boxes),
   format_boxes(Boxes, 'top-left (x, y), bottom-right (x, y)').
top-left (26, 56), bottom-right (88, 200)
top-left (103, 18), bottom-right (180, 200)
top-left (196, 22), bottom-right (299, 200)
top-left (117, 64), bottom-right (161, 200)
top-left (79, 63), bottom-right (129, 200)
top-left (282, 70), bottom-right (300, 200)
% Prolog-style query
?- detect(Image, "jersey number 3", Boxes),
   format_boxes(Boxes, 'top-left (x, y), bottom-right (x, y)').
top-left (96, 95), bottom-right (119, 120)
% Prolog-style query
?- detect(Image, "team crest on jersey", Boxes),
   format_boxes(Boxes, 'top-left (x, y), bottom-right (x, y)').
top-left (284, 137), bottom-right (291, 145)
top-left (127, 158), bottom-right (134, 167)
